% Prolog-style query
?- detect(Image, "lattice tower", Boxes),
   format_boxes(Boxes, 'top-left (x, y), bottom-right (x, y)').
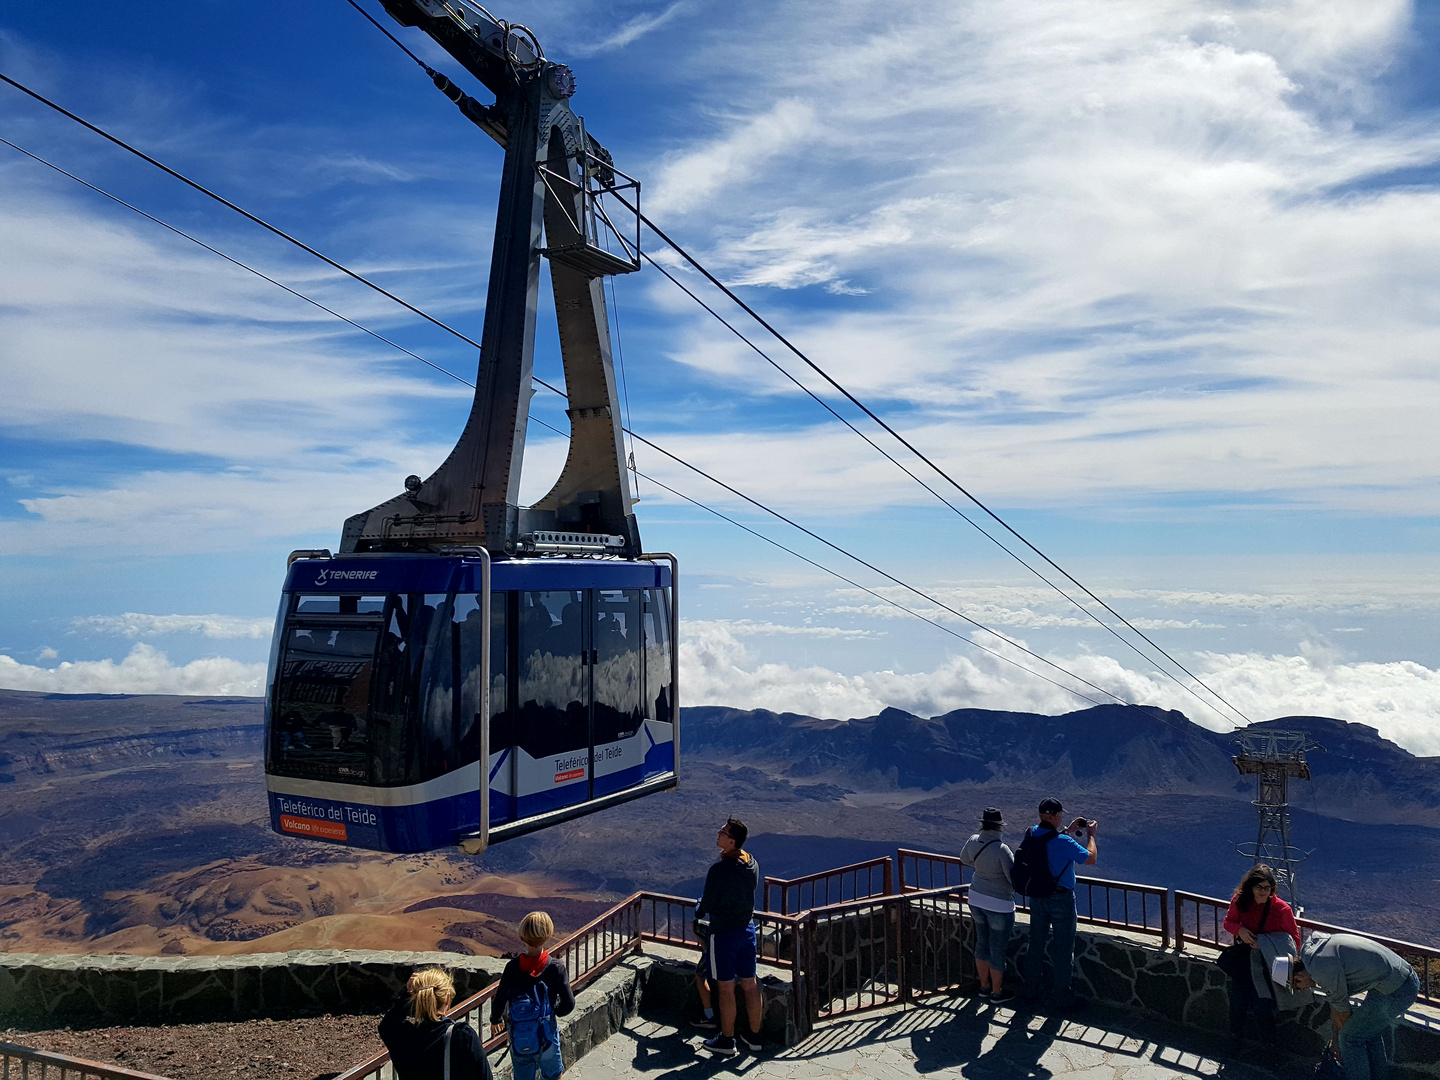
top-left (1233, 730), bottom-right (1315, 911)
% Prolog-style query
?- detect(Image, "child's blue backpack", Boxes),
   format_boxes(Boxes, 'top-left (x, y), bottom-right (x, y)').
top-left (507, 977), bottom-right (555, 1057)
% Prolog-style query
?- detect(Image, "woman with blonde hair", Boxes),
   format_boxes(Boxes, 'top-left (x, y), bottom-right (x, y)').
top-left (379, 967), bottom-right (493, 1079)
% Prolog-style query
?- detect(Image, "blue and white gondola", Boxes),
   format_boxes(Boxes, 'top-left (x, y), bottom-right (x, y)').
top-left (264, 553), bottom-right (677, 854)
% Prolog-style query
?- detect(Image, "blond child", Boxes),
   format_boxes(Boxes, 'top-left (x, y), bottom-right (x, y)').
top-left (490, 911), bottom-right (576, 1080)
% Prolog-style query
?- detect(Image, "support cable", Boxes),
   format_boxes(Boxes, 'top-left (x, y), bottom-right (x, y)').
top-left (0, 78), bottom-right (1140, 712)
top-left (343, 0), bottom-right (434, 72)
top-left (521, 411), bottom-right (1107, 707)
top-left (607, 275), bottom-right (640, 496)
top-left (618, 191), bottom-right (1249, 729)
top-left (0, 136), bottom-right (473, 390)
top-left (641, 249), bottom-right (1230, 715)
top-left (0, 70), bottom-right (488, 356)
top-left (334, 0), bottom-right (1243, 728)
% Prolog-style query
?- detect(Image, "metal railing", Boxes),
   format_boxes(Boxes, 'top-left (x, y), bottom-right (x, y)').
top-left (1173, 889), bottom-right (1231, 953)
top-left (764, 856), bottom-right (893, 915)
top-left (898, 848), bottom-right (1168, 945)
top-left (316, 853), bottom-right (1440, 1078)
top-left (635, 890), bottom-right (812, 1037)
top-left (0, 1041), bottom-right (174, 1080)
top-left (1174, 890), bottom-right (1439, 1008)
top-left (801, 884), bottom-right (976, 1022)
top-left (806, 893), bottom-right (902, 1019)
top-left (333, 895), bottom-right (646, 1080)
top-left (898, 847), bottom-right (969, 893)
top-left (1073, 876), bottom-right (1169, 944)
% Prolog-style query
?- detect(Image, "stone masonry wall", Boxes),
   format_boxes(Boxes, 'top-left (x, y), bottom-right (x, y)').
top-left (0, 950), bottom-right (504, 1024)
top-left (1000, 922), bottom-right (1439, 1080)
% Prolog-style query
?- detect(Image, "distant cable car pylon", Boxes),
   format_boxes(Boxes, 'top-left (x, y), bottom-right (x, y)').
top-left (1232, 729), bottom-right (1317, 911)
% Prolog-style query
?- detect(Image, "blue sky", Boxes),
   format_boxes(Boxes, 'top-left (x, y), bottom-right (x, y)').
top-left (2, 1), bottom-right (1440, 752)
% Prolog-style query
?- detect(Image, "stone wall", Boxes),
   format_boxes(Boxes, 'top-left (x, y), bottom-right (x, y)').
top-left (999, 922), bottom-right (1439, 1080)
top-left (0, 950), bottom-right (504, 1024)
top-left (640, 951), bottom-right (797, 1044)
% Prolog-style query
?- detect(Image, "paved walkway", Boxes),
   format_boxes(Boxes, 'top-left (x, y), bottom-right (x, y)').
top-left (569, 999), bottom-right (1304, 1080)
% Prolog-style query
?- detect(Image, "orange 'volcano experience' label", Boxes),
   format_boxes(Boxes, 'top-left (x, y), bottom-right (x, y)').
top-left (554, 767), bottom-right (586, 784)
top-left (280, 814), bottom-right (348, 841)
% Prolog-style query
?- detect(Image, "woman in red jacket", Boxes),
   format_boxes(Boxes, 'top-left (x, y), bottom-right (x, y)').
top-left (1221, 865), bottom-right (1300, 1048)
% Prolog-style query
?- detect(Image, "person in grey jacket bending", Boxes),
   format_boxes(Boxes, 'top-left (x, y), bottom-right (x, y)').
top-left (1275, 932), bottom-right (1420, 1080)
top-left (960, 807), bottom-right (1016, 1004)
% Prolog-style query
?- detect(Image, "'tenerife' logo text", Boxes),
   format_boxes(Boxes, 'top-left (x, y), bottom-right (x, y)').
top-left (314, 568), bottom-right (379, 586)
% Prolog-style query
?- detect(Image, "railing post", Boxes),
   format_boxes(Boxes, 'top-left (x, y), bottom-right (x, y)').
top-left (883, 857), bottom-right (894, 896)
top-left (1174, 892), bottom-right (1186, 951)
top-left (1161, 888), bottom-right (1171, 949)
top-left (895, 894), bottom-right (909, 1004)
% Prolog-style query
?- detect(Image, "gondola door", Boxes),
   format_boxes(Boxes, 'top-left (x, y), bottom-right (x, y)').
top-left (515, 589), bottom-right (594, 816)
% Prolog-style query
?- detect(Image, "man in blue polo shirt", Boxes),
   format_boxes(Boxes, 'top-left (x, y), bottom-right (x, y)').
top-left (1021, 797), bottom-right (1097, 1011)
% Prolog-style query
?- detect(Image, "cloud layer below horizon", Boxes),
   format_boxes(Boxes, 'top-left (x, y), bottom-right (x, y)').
top-left (3, 624), bottom-right (1436, 757)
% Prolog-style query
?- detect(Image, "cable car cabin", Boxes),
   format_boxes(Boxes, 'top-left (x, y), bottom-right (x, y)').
top-left (264, 553), bottom-right (677, 854)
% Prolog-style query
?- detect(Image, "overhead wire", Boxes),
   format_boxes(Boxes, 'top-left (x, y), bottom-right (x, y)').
top-left (641, 249), bottom-right (1211, 698)
top-left (607, 275), bottom-right (640, 496)
top-left (325, 0), bottom-right (1246, 732)
top-left (0, 70), bottom-right (489, 357)
top-left (323, 0), bottom-right (1222, 718)
top-left (0, 119), bottom-right (1124, 707)
top-left (523, 411), bottom-right (1109, 708)
top-left (617, 192), bottom-right (1250, 729)
top-left (0, 136), bottom-right (473, 391)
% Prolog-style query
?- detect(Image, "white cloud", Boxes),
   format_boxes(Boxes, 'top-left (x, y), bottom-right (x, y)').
top-left (687, 618), bottom-right (880, 640)
top-left (0, 644), bottom-right (266, 696)
top-left (634, 0), bottom-right (1440, 516)
top-left (679, 622), bottom-right (1440, 756)
top-left (73, 613), bottom-right (276, 640)
top-left (566, 1), bottom-right (689, 56)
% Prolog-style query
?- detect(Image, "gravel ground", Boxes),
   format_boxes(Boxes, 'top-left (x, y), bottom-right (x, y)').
top-left (1, 1014), bottom-right (388, 1079)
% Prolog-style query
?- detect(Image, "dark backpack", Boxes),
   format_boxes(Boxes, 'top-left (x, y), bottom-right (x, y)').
top-left (507, 976), bottom-right (555, 1057)
top-left (1011, 826), bottom-right (1061, 898)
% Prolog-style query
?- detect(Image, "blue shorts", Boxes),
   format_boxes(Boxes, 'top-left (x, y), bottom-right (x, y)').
top-left (705, 923), bottom-right (758, 982)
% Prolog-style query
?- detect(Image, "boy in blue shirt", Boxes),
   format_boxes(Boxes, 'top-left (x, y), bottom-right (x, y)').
top-left (1021, 797), bottom-right (1097, 1011)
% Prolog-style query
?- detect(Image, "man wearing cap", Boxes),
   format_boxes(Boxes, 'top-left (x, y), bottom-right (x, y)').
top-left (1021, 797), bottom-right (1097, 1011)
top-left (1274, 933), bottom-right (1419, 1080)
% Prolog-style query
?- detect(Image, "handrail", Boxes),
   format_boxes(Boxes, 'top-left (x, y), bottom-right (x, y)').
top-left (807, 880), bottom-right (967, 918)
top-left (763, 856), bottom-right (893, 914)
top-left (897, 847), bottom-right (968, 893)
top-left (333, 894), bottom-right (646, 1080)
top-left (637, 890), bottom-right (805, 968)
top-left (1174, 889), bottom-right (1438, 1007)
top-left (327, 856), bottom-right (1440, 1078)
top-left (898, 848), bottom-right (1169, 944)
top-left (0, 1040), bottom-right (175, 1080)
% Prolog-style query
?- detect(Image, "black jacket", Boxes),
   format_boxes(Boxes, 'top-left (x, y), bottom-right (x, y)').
top-left (489, 957), bottom-right (576, 1026)
top-left (379, 1001), bottom-right (493, 1080)
top-left (696, 851), bottom-right (760, 933)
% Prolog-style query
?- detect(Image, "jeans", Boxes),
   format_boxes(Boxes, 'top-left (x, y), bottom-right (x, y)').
top-left (511, 1040), bottom-right (564, 1080)
top-left (1338, 971), bottom-right (1419, 1080)
top-left (971, 905), bottom-right (1015, 970)
top-left (1025, 890), bottom-right (1077, 1003)
top-left (1226, 964), bottom-right (1276, 1042)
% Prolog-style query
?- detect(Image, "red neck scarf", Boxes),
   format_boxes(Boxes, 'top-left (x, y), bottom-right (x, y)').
top-left (518, 950), bottom-right (549, 977)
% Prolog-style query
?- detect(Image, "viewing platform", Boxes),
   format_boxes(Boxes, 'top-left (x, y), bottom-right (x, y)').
top-left (2, 849), bottom-right (1436, 1080)
top-left (571, 995), bottom-right (1306, 1080)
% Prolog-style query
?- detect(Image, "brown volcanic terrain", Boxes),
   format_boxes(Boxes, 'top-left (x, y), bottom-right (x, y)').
top-left (2, 691), bottom-right (1437, 957)
top-left (0, 691), bottom-right (613, 956)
